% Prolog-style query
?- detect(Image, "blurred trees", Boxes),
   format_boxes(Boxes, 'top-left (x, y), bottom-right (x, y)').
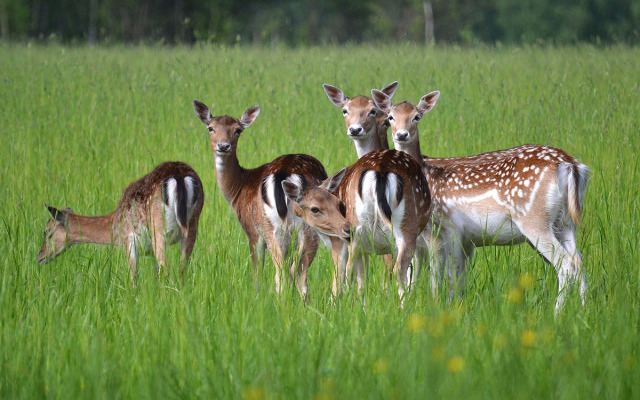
top-left (0, 0), bottom-right (638, 45)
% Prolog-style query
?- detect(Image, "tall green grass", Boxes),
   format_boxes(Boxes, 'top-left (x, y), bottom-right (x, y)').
top-left (1, 43), bottom-right (639, 399)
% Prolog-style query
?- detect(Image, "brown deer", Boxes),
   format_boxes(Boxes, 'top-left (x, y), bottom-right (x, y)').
top-left (323, 82), bottom-right (407, 286)
top-left (38, 161), bottom-right (205, 285)
top-left (372, 89), bottom-right (590, 312)
top-left (323, 81), bottom-right (398, 155)
top-left (193, 100), bottom-right (351, 299)
top-left (307, 150), bottom-right (432, 303)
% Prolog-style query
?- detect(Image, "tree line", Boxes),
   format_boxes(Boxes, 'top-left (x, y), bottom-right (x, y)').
top-left (1, 0), bottom-right (638, 45)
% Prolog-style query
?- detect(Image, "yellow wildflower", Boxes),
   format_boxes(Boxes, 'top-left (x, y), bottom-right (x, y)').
top-left (373, 358), bottom-right (389, 375)
top-left (518, 273), bottom-right (535, 290)
top-left (407, 314), bottom-right (427, 333)
top-left (507, 287), bottom-right (523, 304)
top-left (446, 356), bottom-right (465, 373)
top-left (520, 330), bottom-right (536, 347)
top-left (243, 387), bottom-right (265, 400)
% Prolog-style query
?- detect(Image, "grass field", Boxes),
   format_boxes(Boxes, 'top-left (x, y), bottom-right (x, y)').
top-left (1, 43), bottom-right (639, 399)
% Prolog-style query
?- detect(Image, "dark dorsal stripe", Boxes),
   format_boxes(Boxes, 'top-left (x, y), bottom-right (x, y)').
top-left (163, 174), bottom-right (189, 228)
top-left (262, 172), bottom-right (298, 221)
top-left (375, 172), bottom-right (393, 222)
top-left (175, 176), bottom-right (188, 228)
top-left (358, 171), bottom-right (367, 200)
top-left (395, 174), bottom-right (404, 206)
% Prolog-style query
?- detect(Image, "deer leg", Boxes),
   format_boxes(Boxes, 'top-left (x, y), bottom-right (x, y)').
top-left (427, 235), bottom-right (446, 299)
top-left (179, 222), bottom-right (198, 280)
top-left (267, 232), bottom-right (287, 295)
top-left (247, 231), bottom-right (266, 294)
top-left (295, 227), bottom-right (319, 301)
top-left (394, 239), bottom-right (416, 307)
top-left (330, 236), bottom-right (348, 298)
top-left (126, 236), bottom-right (138, 287)
top-left (554, 220), bottom-right (587, 306)
top-left (381, 254), bottom-right (395, 291)
top-left (523, 226), bottom-right (579, 313)
top-left (150, 218), bottom-right (168, 278)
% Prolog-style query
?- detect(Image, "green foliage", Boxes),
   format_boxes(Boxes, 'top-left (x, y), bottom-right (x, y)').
top-left (1, 0), bottom-right (640, 45)
top-left (0, 44), bottom-right (639, 399)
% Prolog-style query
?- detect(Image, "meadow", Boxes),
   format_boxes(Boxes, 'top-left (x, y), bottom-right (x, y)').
top-left (0, 43), bottom-right (639, 399)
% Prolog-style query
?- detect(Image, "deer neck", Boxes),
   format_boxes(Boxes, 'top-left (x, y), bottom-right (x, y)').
top-left (394, 134), bottom-right (424, 166)
top-left (354, 128), bottom-right (384, 158)
top-left (66, 213), bottom-right (116, 245)
top-left (376, 124), bottom-right (390, 151)
top-left (214, 151), bottom-right (249, 207)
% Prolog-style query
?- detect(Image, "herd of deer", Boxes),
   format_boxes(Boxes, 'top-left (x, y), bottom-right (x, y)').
top-left (38, 82), bottom-right (589, 312)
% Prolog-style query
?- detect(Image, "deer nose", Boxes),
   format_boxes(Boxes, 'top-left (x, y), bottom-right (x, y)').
top-left (395, 130), bottom-right (409, 141)
top-left (217, 141), bottom-right (231, 153)
top-left (343, 226), bottom-right (352, 242)
top-left (348, 125), bottom-right (363, 136)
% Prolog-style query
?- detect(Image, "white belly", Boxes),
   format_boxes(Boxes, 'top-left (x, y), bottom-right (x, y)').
top-left (443, 208), bottom-right (526, 246)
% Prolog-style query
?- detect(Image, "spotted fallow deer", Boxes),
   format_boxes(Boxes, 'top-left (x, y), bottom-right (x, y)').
top-left (193, 100), bottom-right (350, 299)
top-left (323, 81), bottom-right (398, 155)
top-left (38, 161), bottom-right (204, 285)
top-left (310, 150), bottom-right (432, 302)
top-left (372, 89), bottom-right (590, 312)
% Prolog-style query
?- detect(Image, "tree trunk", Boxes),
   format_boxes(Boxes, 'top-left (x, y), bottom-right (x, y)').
top-left (423, 1), bottom-right (434, 45)
top-left (88, 0), bottom-right (97, 45)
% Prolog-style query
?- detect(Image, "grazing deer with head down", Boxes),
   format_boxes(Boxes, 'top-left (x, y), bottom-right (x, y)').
top-left (308, 149), bottom-right (432, 302)
top-left (372, 89), bottom-right (589, 312)
top-left (38, 161), bottom-right (204, 285)
top-left (323, 81), bottom-right (398, 155)
top-left (193, 100), bottom-right (351, 298)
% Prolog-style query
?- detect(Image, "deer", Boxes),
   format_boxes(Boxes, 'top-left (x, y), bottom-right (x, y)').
top-left (38, 161), bottom-right (205, 286)
top-left (323, 82), bottom-right (410, 286)
top-left (296, 149), bottom-right (432, 303)
top-left (372, 89), bottom-right (590, 312)
top-left (193, 100), bottom-right (351, 299)
top-left (323, 81), bottom-right (398, 156)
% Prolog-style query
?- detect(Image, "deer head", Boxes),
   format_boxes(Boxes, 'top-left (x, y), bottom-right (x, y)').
top-left (282, 168), bottom-right (352, 243)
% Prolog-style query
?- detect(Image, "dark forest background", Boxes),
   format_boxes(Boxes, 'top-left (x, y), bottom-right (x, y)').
top-left (1, 0), bottom-right (639, 45)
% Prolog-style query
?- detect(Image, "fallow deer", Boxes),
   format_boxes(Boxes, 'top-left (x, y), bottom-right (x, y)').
top-left (323, 82), bottom-right (405, 285)
top-left (323, 81), bottom-right (398, 155)
top-left (38, 161), bottom-right (205, 285)
top-left (193, 100), bottom-right (350, 299)
top-left (372, 89), bottom-right (590, 312)
top-left (306, 150), bottom-right (432, 302)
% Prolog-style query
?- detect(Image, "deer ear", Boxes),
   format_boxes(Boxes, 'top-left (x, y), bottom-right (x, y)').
top-left (416, 91), bottom-right (440, 115)
top-left (371, 90), bottom-right (392, 114)
top-left (381, 81), bottom-right (399, 99)
top-left (193, 100), bottom-right (213, 125)
top-left (282, 179), bottom-right (303, 203)
top-left (321, 168), bottom-right (346, 193)
top-left (240, 106), bottom-right (260, 128)
top-left (323, 84), bottom-right (348, 107)
top-left (45, 204), bottom-right (66, 225)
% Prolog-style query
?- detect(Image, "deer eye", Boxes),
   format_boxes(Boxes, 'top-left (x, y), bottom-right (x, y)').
top-left (382, 119), bottom-right (390, 127)
top-left (311, 207), bottom-right (321, 214)
top-left (233, 128), bottom-right (242, 136)
top-left (413, 115), bottom-right (421, 123)
top-left (208, 126), bottom-right (214, 133)
top-left (342, 109), bottom-right (348, 115)
top-left (369, 109), bottom-right (377, 116)
top-left (339, 202), bottom-right (346, 217)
